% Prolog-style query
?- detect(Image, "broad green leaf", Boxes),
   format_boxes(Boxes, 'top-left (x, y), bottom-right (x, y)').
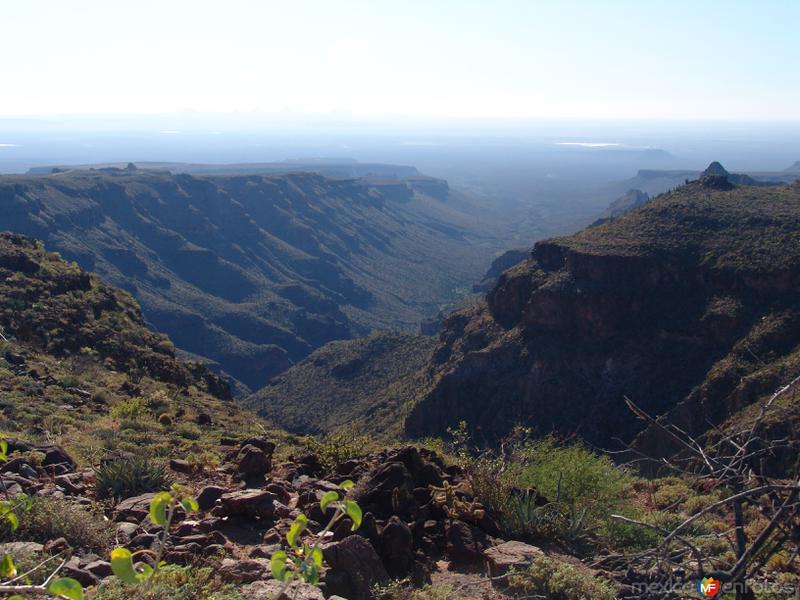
top-left (339, 480), bottom-right (355, 491)
top-left (270, 550), bottom-right (291, 582)
top-left (149, 491), bottom-right (173, 526)
top-left (344, 500), bottom-right (362, 530)
top-left (7, 596), bottom-right (25, 600)
top-left (286, 514), bottom-right (308, 549)
top-left (0, 440), bottom-right (8, 462)
top-left (310, 546), bottom-right (323, 568)
top-left (180, 496), bottom-right (199, 513)
top-left (110, 547), bottom-right (140, 584)
top-left (320, 491), bottom-right (339, 513)
top-left (47, 577), bottom-right (84, 600)
top-left (0, 553), bottom-right (16, 578)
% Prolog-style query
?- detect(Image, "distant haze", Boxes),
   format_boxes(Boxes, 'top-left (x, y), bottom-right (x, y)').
top-left (1, 0), bottom-right (799, 120)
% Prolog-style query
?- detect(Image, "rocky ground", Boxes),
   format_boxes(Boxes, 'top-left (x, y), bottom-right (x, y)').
top-left (0, 437), bottom-right (556, 599)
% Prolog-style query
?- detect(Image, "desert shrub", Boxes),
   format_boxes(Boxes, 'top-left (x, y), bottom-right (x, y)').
top-left (465, 434), bottom-right (628, 550)
top-left (601, 510), bottom-right (662, 552)
top-left (94, 564), bottom-right (243, 600)
top-left (507, 556), bottom-right (618, 600)
top-left (0, 495), bottom-right (114, 552)
top-left (186, 450), bottom-right (220, 473)
top-left (157, 413), bottom-right (173, 427)
top-left (303, 427), bottom-right (372, 469)
top-left (95, 457), bottom-right (173, 501)
top-left (111, 397), bottom-right (150, 421)
top-left (683, 493), bottom-right (720, 515)
top-left (176, 423), bottom-right (201, 440)
top-left (507, 437), bottom-right (629, 521)
top-left (146, 389), bottom-right (171, 414)
top-left (653, 481), bottom-right (691, 509)
top-left (375, 580), bottom-right (455, 600)
top-left (59, 375), bottom-right (81, 388)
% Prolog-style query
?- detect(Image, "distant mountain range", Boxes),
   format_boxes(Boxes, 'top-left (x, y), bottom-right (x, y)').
top-left (27, 158), bottom-right (423, 180)
top-left (0, 166), bottom-right (499, 391)
top-left (616, 160), bottom-right (800, 196)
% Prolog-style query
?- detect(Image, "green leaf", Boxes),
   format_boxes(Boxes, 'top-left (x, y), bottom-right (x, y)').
top-left (149, 491), bottom-right (173, 526)
top-left (344, 500), bottom-right (362, 530)
top-left (0, 440), bottom-right (8, 462)
top-left (339, 480), bottom-right (355, 491)
top-left (0, 553), bottom-right (16, 578)
top-left (4, 512), bottom-right (19, 532)
top-left (110, 547), bottom-right (140, 584)
top-left (270, 550), bottom-right (291, 582)
top-left (137, 562), bottom-right (154, 579)
top-left (320, 491), bottom-right (339, 513)
top-left (286, 514), bottom-right (308, 549)
top-left (180, 496), bottom-right (199, 513)
top-left (7, 595), bottom-right (25, 600)
top-left (300, 558), bottom-right (319, 585)
top-left (310, 546), bottom-right (323, 568)
top-left (47, 577), bottom-right (84, 600)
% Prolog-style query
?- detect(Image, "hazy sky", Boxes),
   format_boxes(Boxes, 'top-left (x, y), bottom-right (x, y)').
top-left (2, 0), bottom-right (798, 120)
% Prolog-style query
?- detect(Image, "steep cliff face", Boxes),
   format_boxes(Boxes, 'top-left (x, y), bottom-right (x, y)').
top-left (0, 169), bottom-right (492, 390)
top-left (406, 179), bottom-right (800, 447)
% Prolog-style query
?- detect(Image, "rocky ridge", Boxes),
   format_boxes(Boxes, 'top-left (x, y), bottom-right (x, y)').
top-left (405, 174), bottom-right (800, 449)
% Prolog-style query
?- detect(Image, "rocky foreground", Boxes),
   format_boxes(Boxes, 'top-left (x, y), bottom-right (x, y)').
top-left (0, 437), bottom-right (585, 600)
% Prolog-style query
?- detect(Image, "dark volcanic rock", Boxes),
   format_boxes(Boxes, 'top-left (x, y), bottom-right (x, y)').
top-left (322, 535), bottom-right (389, 600)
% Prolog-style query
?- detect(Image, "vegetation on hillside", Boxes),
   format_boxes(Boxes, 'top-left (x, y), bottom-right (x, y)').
top-left (0, 169), bottom-right (499, 390)
top-left (247, 332), bottom-right (436, 439)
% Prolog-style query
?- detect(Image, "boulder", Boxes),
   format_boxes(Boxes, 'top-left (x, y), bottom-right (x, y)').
top-left (196, 485), bottom-right (227, 510)
top-left (484, 540), bottom-right (544, 576)
top-left (84, 560), bottom-right (113, 578)
top-left (445, 520), bottom-right (491, 563)
top-left (114, 493), bottom-right (156, 522)
top-left (169, 459), bottom-right (193, 474)
top-left (378, 516), bottom-right (414, 578)
top-left (214, 489), bottom-right (284, 520)
top-left (236, 445), bottom-right (271, 477)
top-left (322, 535), bottom-right (388, 600)
top-left (219, 558), bottom-right (270, 583)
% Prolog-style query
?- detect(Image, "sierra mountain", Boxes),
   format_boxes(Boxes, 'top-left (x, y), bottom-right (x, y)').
top-left (0, 167), bottom-right (498, 391)
top-left (405, 174), bottom-right (800, 449)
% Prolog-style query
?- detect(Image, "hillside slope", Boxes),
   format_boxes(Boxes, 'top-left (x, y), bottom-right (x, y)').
top-left (405, 177), bottom-right (800, 447)
top-left (247, 332), bottom-right (435, 439)
top-left (0, 169), bottom-right (496, 390)
top-left (0, 232), bottom-right (282, 461)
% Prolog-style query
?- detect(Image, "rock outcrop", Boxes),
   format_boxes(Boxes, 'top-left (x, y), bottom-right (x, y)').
top-left (406, 179), bottom-right (800, 448)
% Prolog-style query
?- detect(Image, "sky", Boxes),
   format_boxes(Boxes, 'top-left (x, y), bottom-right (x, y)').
top-left (1, 0), bottom-right (799, 120)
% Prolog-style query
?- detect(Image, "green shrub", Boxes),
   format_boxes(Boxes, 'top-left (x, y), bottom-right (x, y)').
top-left (176, 423), bottom-right (201, 440)
top-left (507, 437), bottom-right (629, 522)
top-left (95, 457), bottom-right (173, 501)
top-left (508, 556), bottom-right (618, 600)
top-left (302, 427), bottom-right (371, 469)
top-left (466, 435), bottom-right (628, 550)
top-left (0, 496), bottom-right (114, 552)
top-left (110, 397), bottom-right (150, 421)
top-left (653, 482), bottom-right (691, 509)
top-left (94, 564), bottom-right (243, 600)
top-left (601, 510), bottom-right (662, 552)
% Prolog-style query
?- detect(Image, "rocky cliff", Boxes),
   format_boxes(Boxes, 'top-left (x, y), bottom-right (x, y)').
top-left (406, 177), bottom-right (800, 448)
top-left (0, 169), bottom-right (493, 390)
